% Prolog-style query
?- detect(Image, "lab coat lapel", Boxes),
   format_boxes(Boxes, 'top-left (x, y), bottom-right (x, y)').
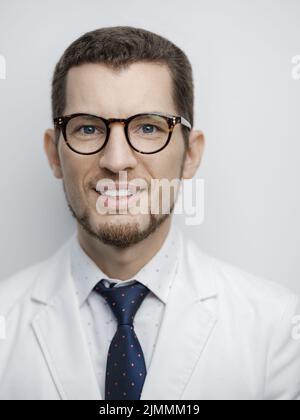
top-left (141, 232), bottom-right (218, 400)
top-left (31, 235), bottom-right (102, 400)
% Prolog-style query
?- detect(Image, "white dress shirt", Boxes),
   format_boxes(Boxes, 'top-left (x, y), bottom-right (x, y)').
top-left (70, 223), bottom-right (180, 397)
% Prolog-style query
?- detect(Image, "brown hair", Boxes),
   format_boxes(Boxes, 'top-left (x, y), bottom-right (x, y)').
top-left (51, 26), bottom-right (194, 149)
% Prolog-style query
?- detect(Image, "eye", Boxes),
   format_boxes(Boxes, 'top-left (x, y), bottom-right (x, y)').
top-left (139, 124), bottom-right (161, 134)
top-left (80, 125), bottom-right (98, 135)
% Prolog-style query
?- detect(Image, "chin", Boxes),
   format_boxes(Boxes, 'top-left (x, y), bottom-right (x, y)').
top-left (68, 197), bottom-right (170, 248)
top-left (92, 211), bottom-right (149, 231)
top-left (81, 213), bottom-right (154, 248)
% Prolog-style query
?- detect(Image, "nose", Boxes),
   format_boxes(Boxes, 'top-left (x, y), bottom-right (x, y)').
top-left (98, 121), bottom-right (138, 173)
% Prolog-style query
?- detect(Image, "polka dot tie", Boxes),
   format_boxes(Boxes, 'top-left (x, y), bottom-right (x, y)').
top-left (94, 279), bottom-right (150, 400)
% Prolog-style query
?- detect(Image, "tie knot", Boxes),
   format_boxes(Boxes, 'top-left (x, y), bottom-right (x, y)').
top-left (94, 280), bottom-right (150, 326)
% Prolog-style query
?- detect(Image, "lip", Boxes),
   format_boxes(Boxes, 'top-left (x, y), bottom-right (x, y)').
top-left (94, 188), bottom-right (145, 210)
top-left (95, 181), bottom-right (144, 195)
top-left (96, 190), bottom-right (145, 210)
top-left (93, 178), bottom-right (148, 212)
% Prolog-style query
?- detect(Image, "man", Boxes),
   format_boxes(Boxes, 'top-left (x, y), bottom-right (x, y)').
top-left (0, 26), bottom-right (299, 400)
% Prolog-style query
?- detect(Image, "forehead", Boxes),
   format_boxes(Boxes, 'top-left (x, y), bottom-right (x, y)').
top-left (65, 62), bottom-right (176, 117)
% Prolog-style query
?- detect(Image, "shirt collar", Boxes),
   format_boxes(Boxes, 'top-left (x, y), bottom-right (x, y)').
top-left (70, 223), bottom-right (180, 306)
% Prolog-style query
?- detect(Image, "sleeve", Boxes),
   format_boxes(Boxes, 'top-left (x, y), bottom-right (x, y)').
top-left (264, 293), bottom-right (300, 400)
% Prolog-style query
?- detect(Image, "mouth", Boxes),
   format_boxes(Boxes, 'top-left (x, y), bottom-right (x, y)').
top-left (93, 186), bottom-right (146, 209)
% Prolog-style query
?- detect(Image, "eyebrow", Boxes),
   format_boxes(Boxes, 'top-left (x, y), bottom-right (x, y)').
top-left (148, 110), bottom-right (171, 114)
top-left (69, 110), bottom-right (173, 118)
top-left (110, 110), bottom-right (173, 117)
top-left (144, 110), bottom-right (175, 117)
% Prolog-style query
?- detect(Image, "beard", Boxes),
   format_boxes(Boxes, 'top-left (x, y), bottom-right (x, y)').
top-left (65, 186), bottom-right (176, 249)
top-left (63, 153), bottom-right (185, 249)
top-left (68, 203), bottom-right (175, 249)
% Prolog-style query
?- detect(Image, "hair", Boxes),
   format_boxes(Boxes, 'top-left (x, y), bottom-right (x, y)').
top-left (51, 26), bottom-right (194, 150)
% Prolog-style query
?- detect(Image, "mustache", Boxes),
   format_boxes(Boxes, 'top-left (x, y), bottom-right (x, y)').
top-left (89, 176), bottom-right (150, 190)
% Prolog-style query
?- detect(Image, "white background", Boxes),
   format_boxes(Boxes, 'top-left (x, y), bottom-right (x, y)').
top-left (0, 0), bottom-right (299, 294)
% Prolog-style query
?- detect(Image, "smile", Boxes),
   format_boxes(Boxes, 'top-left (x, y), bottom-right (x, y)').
top-left (93, 187), bottom-right (145, 210)
top-left (97, 189), bottom-right (135, 198)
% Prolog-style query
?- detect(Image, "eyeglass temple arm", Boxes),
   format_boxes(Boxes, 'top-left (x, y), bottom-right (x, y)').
top-left (180, 116), bottom-right (192, 130)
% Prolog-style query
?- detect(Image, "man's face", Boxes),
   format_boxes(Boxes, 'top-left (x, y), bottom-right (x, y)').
top-left (45, 62), bottom-right (191, 248)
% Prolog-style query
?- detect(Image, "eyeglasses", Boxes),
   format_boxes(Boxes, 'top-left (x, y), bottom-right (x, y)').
top-left (53, 112), bottom-right (192, 155)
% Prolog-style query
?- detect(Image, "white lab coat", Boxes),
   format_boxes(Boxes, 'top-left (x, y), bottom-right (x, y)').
top-left (0, 230), bottom-right (300, 400)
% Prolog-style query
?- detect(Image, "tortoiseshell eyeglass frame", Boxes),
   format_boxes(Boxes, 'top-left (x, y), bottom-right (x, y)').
top-left (53, 111), bottom-right (192, 155)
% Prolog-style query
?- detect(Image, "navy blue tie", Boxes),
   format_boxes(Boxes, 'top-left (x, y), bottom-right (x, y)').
top-left (94, 279), bottom-right (150, 400)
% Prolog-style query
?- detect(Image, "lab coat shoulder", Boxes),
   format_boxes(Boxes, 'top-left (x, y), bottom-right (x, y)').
top-left (0, 234), bottom-right (74, 318)
top-left (187, 238), bottom-right (300, 400)
top-left (187, 236), bottom-right (300, 318)
top-left (0, 259), bottom-right (47, 317)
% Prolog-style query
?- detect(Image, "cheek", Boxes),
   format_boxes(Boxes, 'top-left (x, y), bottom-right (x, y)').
top-left (146, 140), bottom-right (184, 180)
top-left (59, 145), bottom-right (94, 196)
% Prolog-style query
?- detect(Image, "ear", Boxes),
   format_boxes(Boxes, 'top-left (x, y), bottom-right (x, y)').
top-left (182, 130), bottom-right (205, 180)
top-left (44, 128), bottom-right (63, 179)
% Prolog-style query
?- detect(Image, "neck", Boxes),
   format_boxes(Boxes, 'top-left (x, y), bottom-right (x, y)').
top-left (77, 218), bottom-right (173, 280)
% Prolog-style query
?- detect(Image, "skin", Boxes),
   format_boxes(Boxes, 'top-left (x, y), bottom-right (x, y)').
top-left (44, 62), bottom-right (204, 280)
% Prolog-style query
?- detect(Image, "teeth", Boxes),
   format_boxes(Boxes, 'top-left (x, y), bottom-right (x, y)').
top-left (102, 189), bottom-right (133, 197)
